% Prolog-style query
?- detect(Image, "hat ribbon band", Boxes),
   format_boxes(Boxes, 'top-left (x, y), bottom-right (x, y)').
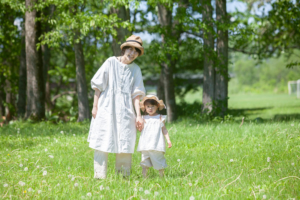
top-left (124, 40), bottom-right (142, 46)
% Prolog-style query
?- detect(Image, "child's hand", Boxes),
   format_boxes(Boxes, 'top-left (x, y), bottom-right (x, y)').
top-left (168, 141), bottom-right (172, 148)
top-left (92, 106), bottom-right (98, 119)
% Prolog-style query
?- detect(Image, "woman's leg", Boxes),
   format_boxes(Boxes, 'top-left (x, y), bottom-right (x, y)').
top-left (115, 153), bottom-right (132, 177)
top-left (94, 150), bottom-right (108, 179)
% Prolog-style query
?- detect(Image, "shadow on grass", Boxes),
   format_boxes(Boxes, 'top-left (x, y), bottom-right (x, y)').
top-left (227, 107), bottom-right (273, 117)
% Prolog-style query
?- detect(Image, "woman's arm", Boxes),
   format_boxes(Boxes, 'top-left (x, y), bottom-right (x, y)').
top-left (133, 95), bottom-right (144, 131)
top-left (92, 88), bottom-right (101, 119)
top-left (162, 124), bottom-right (172, 148)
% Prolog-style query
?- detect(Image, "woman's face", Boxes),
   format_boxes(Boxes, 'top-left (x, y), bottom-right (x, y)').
top-left (145, 102), bottom-right (158, 116)
top-left (123, 47), bottom-right (139, 64)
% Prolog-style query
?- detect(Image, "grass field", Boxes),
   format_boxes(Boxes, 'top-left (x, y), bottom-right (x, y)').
top-left (1, 93), bottom-right (300, 199)
top-left (181, 89), bottom-right (300, 120)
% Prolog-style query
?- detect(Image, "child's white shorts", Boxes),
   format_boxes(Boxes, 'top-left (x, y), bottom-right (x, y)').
top-left (140, 150), bottom-right (167, 170)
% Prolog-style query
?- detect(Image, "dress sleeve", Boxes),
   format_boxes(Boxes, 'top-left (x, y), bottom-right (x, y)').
top-left (161, 115), bottom-right (167, 127)
top-left (131, 67), bottom-right (146, 100)
top-left (91, 59), bottom-right (110, 92)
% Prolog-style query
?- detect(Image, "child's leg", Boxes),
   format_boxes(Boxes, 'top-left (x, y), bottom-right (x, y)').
top-left (148, 151), bottom-right (167, 177)
top-left (115, 153), bottom-right (132, 177)
top-left (140, 151), bottom-right (152, 177)
top-left (94, 150), bottom-right (108, 179)
top-left (159, 169), bottom-right (164, 177)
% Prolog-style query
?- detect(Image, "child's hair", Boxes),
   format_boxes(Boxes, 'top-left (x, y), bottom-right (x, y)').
top-left (143, 99), bottom-right (159, 114)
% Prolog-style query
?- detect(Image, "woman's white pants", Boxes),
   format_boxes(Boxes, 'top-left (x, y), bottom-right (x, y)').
top-left (94, 150), bottom-right (132, 179)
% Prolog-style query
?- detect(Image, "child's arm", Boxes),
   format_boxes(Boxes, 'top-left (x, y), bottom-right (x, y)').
top-left (162, 123), bottom-right (172, 148)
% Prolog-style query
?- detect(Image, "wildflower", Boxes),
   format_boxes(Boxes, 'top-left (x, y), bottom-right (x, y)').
top-left (71, 177), bottom-right (75, 181)
top-left (230, 159), bottom-right (233, 162)
top-left (139, 187), bottom-right (143, 191)
top-left (269, 175), bottom-right (272, 178)
top-left (24, 167), bottom-right (28, 171)
top-left (154, 191), bottom-right (159, 196)
top-left (73, 134), bottom-right (76, 136)
top-left (99, 185), bottom-right (104, 190)
top-left (144, 190), bottom-right (150, 194)
top-left (87, 194), bottom-right (92, 198)
top-left (291, 124), bottom-right (294, 126)
top-left (19, 181), bottom-right (25, 186)
top-left (6, 149), bottom-right (8, 151)
top-left (19, 164), bottom-right (23, 167)
top-left (45, 149), bottom-right (48, 152)
top-left (263, 195), bottom-right (267, 199)
top-left (42, 180), bottom-right (46, 183)
top-left (18, 155), bottom-right (21, 158)
top-left (100, 195), bottom-right (104, 199)
top-left (23, 190), bottom-right (26, 193)
top-left (135, 181), bottom-right (139, 185)
top-left (190, 196), bottom-right (195, 200)
top-left (74, 147), bottom-right (76, 150)
top-left (38, 190), bottom-right (42, 194)
top-left (177, 159), bottom-right (180, 162)
top-left (49, 155), bottom-right (54, 159)
top-left (133, 188), bottom-right (137, 192)
top-left (3, 183), bottom-right (8, 187)
top-left (188, 183), bottom-right (192, 186)
top-left (60, 131), bottom-right (64, 134)
top-left (28, 188), bottom-right (32, 192)
top-left (267, 157), bottom-right (271, 162)
top-left (68, 174), bottom-right (72, 178)
top-left (36, 165), bottom-right (40, 168)
top-left (292, 163), bottom-right (295, 166)
top-left (174, 192), bottom-right (177, 194)
top-left (74, 183), bottom-right (79, 187)
top-left (56, 183), bottom-right (60, 186)
top-left (191, 161), bottom-right (194, 165)
top-left (106, 186), bottom-right (110, 190)
top-left (190, 171), bottom-right (193, 175)
top-left (25, 158), bottom-right (28, 161)
top-left (43, 171), bottom-right (47, 176)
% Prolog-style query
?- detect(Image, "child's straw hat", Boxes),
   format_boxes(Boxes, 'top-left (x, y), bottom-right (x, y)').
top-left (120, 35), bottom-right (144, 56)
top-left (140, 95), bottom-right (166, 112)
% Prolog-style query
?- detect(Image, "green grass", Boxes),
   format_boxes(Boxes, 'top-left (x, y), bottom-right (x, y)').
top-left (180, 89), bottom-right (300, 120)
top-left (1, 119), bottom-right (300, 199)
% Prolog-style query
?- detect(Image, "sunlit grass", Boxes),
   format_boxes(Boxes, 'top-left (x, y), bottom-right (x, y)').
top-left (1, 120), bottom-right (300, 199)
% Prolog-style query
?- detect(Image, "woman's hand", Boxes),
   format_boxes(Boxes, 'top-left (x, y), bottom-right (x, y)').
top-left (92, 106), bottom-right (98, 119)
top-left (136, 115), bottom-right (144, 131)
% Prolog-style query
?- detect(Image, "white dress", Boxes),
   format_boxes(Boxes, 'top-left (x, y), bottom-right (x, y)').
top-left (87, 57), bottom-right (146, 153)
top-left (137, 115), bottom-right (167, 152)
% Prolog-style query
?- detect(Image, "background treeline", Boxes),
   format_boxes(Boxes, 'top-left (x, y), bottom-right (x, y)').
top-left (0, 0), bottom-right (299, 124)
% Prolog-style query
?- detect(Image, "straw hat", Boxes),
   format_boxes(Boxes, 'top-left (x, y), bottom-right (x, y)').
top-left (120, 35), bottom-right (144, 56)
top-left (139, 95), bottom-right (166, 112)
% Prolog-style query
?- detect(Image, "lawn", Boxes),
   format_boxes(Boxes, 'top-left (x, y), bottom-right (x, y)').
top-left (1, 117), bottom-right (300, 199)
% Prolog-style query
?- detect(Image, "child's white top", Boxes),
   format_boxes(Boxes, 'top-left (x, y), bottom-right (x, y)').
top-left (137, 115), bottom-right (167, 152)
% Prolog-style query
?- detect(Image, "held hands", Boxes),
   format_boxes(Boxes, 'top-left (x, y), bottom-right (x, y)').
top-left (136, 116), bottom-right (144, 132)
top-left (167, 141), bottom-right (172, 148)
top-left (92, 106), bottom-right (98, 119)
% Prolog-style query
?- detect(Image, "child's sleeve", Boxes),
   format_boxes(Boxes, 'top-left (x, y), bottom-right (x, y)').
top-left (91, 59), bottom-right (110, 92)
top-left (131, 67), bottom-right (146, 100)
top-left (161, 115), bottom-right (167, 127)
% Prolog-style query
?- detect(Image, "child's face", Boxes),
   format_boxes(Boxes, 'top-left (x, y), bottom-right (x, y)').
top-left (144, 102), bottom-right (158, 116)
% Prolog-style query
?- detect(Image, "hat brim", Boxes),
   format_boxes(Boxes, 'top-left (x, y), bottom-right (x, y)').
top-left (120, 42), bottom-right (144, 56)
top-left (139, 97), bottom-right (166, 112)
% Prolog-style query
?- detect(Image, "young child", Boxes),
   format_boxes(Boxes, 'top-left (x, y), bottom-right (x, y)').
top-left (137, 95), bottom-right (172, 177)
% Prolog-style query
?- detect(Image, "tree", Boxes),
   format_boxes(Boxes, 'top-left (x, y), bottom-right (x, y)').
top-left (201, 0), bottom-right (215, 113)
top-left (25, 0), bottom-right (45, 120)
top-left (215, 0), bottom-right (228, 116)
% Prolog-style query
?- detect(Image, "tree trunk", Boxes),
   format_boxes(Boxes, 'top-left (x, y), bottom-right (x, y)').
top-left (5, 79), bottom-right (14, 122)
top-left (157, 72), bottom-right (165, 102)
top-left (201, 0), bottom-right (215, 113)
top-left (110, 6), bottom-right (130, 56)
top-left (25, 0), bottom-right (45, 120)
top-left (17, 25), bottom-right (27, 118)
top-left (157, 3), bottom-right (177, 122)
top-left (74, 30), bottom-right (90, 121)
top-left (215, 0), bottom-right (228, 116)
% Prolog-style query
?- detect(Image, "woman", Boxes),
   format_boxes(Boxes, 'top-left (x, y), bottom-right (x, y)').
top-left (87, 35), bottom-right (146, 179)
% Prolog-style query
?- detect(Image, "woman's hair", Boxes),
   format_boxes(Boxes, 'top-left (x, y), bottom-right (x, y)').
top-left (121, 46), bottom-right (141, 56)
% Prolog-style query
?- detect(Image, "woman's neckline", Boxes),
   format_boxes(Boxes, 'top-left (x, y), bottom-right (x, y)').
top-left (113, 56), bottom-right (134, 66)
